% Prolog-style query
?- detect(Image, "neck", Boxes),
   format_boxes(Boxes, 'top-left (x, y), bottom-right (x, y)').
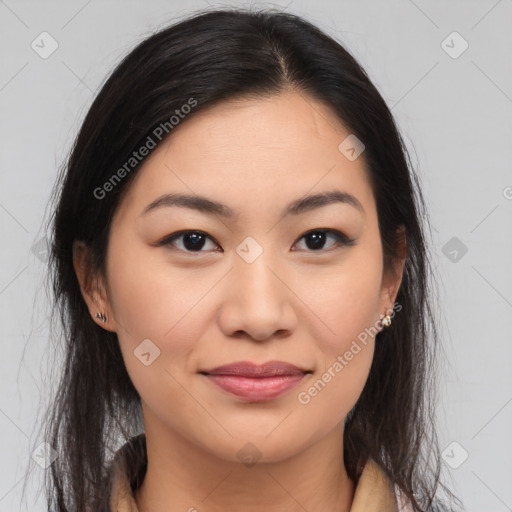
top-left (135, 414), bottom-right (355, 512)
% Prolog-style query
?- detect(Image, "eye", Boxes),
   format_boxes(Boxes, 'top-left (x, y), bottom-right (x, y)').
top-left (292, 229), bottom-right (356, 252)
top-left (158, 228), bottom-right (355, 254)
top-left (158, 230), bottom-right (221, 253)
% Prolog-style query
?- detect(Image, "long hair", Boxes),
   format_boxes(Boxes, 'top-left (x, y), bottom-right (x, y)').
top-left (35, 7), bottom-right (461, 511)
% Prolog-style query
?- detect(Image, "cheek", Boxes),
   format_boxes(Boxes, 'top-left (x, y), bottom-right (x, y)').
top-left (295, 345), bottom-right (374, 439)
top-left (105, 241), bottom-right (214, 418)
top-left (105, 235), bottom-right (211, 373)
top-left (293, 314), bottom-right (377, 436)
top-left (291, 245), bottom-right (383, 424)
top-left (296, 241), bottom-right (384, 354)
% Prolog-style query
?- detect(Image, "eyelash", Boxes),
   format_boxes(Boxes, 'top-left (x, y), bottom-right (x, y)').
top-left (158, 229), bottom-right (356, 254)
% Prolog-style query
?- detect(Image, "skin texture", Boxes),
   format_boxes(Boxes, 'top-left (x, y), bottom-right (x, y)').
top-left (73, 90), bottom-right (405, 512)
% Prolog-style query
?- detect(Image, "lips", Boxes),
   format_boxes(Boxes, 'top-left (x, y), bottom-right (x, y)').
top-left (202, 360), bottom-right (309, 377)
top-left (200, 361), bottom-right (311, 402)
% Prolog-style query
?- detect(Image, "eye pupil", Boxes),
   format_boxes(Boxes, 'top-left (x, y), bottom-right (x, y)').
top-left (183, 232), bottom-right (206, 251)
top-left (305, 231), bottom-right (326, 250)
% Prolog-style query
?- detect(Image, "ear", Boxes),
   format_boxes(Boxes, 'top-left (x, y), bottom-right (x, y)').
top-left (378, 226), bottom-right (407, 322)
top-left (72, 240), bottom-right (117, 332)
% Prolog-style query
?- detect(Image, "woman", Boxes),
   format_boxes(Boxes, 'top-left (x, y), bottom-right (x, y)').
top-left (39, 7), bottom-right (461, 512)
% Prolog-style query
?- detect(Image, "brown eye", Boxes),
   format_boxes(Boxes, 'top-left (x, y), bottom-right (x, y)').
top-left (292, 229), bottom-right (356, 252)
top-left (158, 228), bottom-right (355, 255)
top-left (159, 230), bottom-right (221, 253)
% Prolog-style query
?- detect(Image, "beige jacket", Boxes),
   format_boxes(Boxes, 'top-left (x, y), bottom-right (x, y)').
top-left (108, 434), bottom-right (411, 511)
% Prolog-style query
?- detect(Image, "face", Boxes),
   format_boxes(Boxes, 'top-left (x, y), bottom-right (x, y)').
top-left (75, 90), bottom-right (402, 463)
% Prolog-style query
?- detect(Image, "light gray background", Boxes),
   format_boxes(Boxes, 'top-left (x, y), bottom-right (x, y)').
top-left (1, 0), bottom-right (511, 510)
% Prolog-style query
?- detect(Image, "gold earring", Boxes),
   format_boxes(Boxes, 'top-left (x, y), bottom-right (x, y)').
top-left (95, 312), bottom-right (107, 323)
top-left (381, 315), bottom-right (392, 328)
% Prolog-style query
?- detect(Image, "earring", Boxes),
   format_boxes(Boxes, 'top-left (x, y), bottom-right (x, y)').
top-left (381, 315), bottom-right (392, 328)
top-left (95, 312), bottom-right (107, 323)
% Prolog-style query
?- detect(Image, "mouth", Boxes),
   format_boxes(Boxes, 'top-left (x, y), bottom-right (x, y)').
top-left (199, 361), bottom-right (312, 402)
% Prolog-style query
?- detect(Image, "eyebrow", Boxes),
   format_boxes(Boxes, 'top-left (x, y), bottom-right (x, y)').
top-left (140, 190), bottom-right (365, 219)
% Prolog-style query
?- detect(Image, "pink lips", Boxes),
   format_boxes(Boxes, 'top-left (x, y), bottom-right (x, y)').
top-left (200, 360), bottom-right (310, 402)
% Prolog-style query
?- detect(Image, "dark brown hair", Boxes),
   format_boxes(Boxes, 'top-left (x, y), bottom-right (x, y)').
top-left (34, 7), bottom-right (461, 511)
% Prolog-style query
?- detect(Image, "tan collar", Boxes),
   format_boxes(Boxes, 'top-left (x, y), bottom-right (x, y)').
top-left (109, 434), bottom-right (399, 512)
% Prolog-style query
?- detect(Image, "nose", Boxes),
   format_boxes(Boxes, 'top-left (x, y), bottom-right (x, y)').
top-left (217, 251), bottom-right (298, 342)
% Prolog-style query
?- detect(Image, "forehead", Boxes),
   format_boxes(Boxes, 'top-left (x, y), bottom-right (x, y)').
top-left (114, 91), bottom-right (375, 223)
top-left (165, 91), bottom-right (351, 163)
